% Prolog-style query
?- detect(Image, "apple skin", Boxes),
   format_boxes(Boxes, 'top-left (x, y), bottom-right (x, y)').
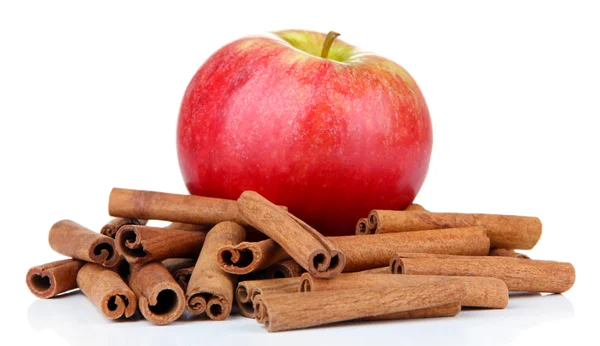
top-left (177, 30), bottom-right (432, 237)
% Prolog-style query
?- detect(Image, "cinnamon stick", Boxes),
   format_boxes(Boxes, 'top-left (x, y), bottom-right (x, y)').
top-left (238, 191), bottom-right (345, 278)
top-left (489, 248), bottom-right (530, 259)
top-left (162, 258), bottom-right (196, 273)
top-left (391, 253), bottom-right (575, 293)
top-left (186, 221), bottom-right (245, 320)
top-left (217, 239), bottom-right (289, 275)
top-left (76, 263), bottom-right (137, 319)
top-left (128, 261), bottom-right (186, 325)
top-left (236, 277), bottom-right (301, 318)
top-left (405, 203), bottom-right (427, 211)
top-left (358, 267), bottom-right (390, 274)
top-left (355, 218), bottom-right (370, 235)
top-left (302, 272), bottom-right (508, 309)
top-left (368, 210), bottom-right (541, 249)
top-left (253, 282), bottom-right (466, 332)
top-left (108, 188), bottom-right (286, 227)
top-left (331, 226), bottom-right (490, 272)
top-left (26, 259), bottom-right (85, 298)
top-left (115, 225), bottom-right (206, 264)
top-left (101, 218), bottom-right (147, 238)
top-left (264, 260), bottom-right (305, 279)
top-left (361, 302), bottom-right (461, 321)
top-left (49, 220), bottom-right (121, 267)
top-left (164, 222), bottom-right (208, 232)
top-left (173, 267), bottom-right (194, 291)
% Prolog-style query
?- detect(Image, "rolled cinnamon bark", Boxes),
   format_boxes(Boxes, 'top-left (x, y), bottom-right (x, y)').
top-left (76, 263), bottom-right (137, 319)
top-left (489, 248), bottom-right (530, 259)
top-left (358, 267), bottom-right (390, 274)
top-left (164, 222), bottom-right (207, 232)
top-left (331, 226), bottom-right (490, 272)
top-left (301, 272), bottom-right (507, 309)
top-left (26, 259), bottom-right (85, 298)
top-left (236, 277), bottom-right (301, 318)
top-left (101, 218), bottom-right (148, 238)
top-left (238, 191), bottom-right (345, 278)
top-left (391, 253), bottom-right (575, 293)
top-left (361, 302), bottom-right (461, 321)
top-left (173, 267), bottom-right (194, 291)
top-left (128, 261), bottom-right (186, 325)
top-left (217, 239), bottom-right (289, 275)
top-left (368, 210), bottom-right (541, 250)
top-left (355, 218), bottom-right (370, 235)
top-left (264, 260), bottom-right (305, 279)
top-left (115, 225), bottom-right (206, 264)
top-left (405, 203), bottom-right (427, 211)
top-left (162, 258), bottom-right (196, 273)
top-left (187, 221), bottom-right (245, 320)
top-left (108, 188), bottom-right (287, 227)
top-left (49, 220), bottom-right (121, 267)
top-left (253, 282), bottom-right (466, 332)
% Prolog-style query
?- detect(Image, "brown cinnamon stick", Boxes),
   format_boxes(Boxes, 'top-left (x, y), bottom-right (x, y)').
top-left (302, 272), bottom-right (507, 309)
top-left (115, 225), bottom-right (206, 264)
top-left (101, 218), bottom-right (148, 238)
top-left (355, 218), bottom-right (371, 235)
top-left (264, 260), bottom-right (305, 279)
top-left (368, 210), bottom-right (541, 249)
top-left (49, 220), bottom-right (121, 267)
top-left (26, 259), bottom-right (85, 298)
top-left (405, 203), bottom-right (427, 211)
top-left (186, 221), bottom-right (245, 320)
top-left (217, 239), bottom-right (289, 275)
top-left (253, 282), bottom-right (466, 332)
top-left (109, 188), bottom-right (286, 227)
top-left (358, 267), bottom-right (390, 274)
top-left (76, 263), bottom-right (137, 319)
top-left (238, 191), bottom-right (345, 278)
top-left (164, 222), bottom-right (208, 232)
top-left (173, 267), bottom-right (194, 291)
top-left (331, 226), bottom-right (490, 272)
top-left (391, 253), bottom-right (575, 293)
top-left (162, 258), bottom-right (196, 273)
top-left (128, 261), bottom-right (186, 325)
top-left (489, 248), bottom-right (530, 259)
top-left (236, 277), bottom-right (301, 318)
top-left (361, 302), bottom-right (461, 321)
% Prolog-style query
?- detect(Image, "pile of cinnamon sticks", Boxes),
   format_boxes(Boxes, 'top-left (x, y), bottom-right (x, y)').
top-left (26, 188), bottom-right (575, 331)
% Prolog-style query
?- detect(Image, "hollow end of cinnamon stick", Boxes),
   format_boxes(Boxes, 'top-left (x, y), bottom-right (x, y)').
top-left (89, 238), bottom-right (120, 267)
top-left (217, 245), bottom-right (257, 274)
top-left (300, 274), bottom-right (313, 292)
top-left (367, 212), bottom-right (378, 231)
top-left (100, 291), bottom-right (137, 319)
top-left (187, 292), bottom-right (231, 320)
top-left (390, 256), bottom-right (406, 274)
top-left (355, 218), bottom-right (372, 235)
top-left (235, 284), bottom-right (257, 318)
top-left (101, 218), bottom-right (147, 238)
top-left (115, 227), bottom-right (148, 263)
top-left (26, 269), bottom-right (56, 299)
top-left (308, 250), bottom-right (345, 279)
top-left (138, 286), bottom-right (185, 325)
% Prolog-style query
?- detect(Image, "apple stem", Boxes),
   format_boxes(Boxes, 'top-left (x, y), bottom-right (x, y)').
top-left (321, 31), bottom-right (340, 59)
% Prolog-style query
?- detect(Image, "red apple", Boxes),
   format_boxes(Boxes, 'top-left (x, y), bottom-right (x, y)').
top-left (177, 30), bottom-right (432, 237)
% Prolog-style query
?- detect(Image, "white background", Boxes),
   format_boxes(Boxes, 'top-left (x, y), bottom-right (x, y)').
top-left (1, 1), bottom-right (599, 345)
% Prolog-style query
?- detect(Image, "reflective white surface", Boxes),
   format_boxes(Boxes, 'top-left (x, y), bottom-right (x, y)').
top-left (22, 291), bottom-right (585, 346)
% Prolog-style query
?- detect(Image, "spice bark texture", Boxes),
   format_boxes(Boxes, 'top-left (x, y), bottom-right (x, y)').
top-left (330, 226), bottom-right (490, 272)
top-left (253, 282), bottom-right (466, 332)
top-left (26, 259), bottom-right (85, 298)
top-left (391, 253), bottom-right (575, 293)
top-left (217, 239), bottom-right (290, 275)
top-left (263, 260), bottom-right (305, 278)
top-left (49, 220), bottom-right (121, 267)
top-left (128, 261), bottom-right (186, 325)
top-left (77, 263), bottom-right (137, 319)
top-left (302, 272), bottom-right (507, 309)
top-left (108, 188), bottom-right (286, 227)
top-left (236, 277), bottom-right (302, 318)
top-left (488, 248), bottom-right (530, 259)
top-left (368, 211), bottom-right (541, 249)
top-left (101, 218), bottom-right (148, 238)
top-left (238, 191), bottom-right (345, 278)
top-left (115, 225), bottom-right (206, 264)
top-left (187, 221), bottom-right (245, 320)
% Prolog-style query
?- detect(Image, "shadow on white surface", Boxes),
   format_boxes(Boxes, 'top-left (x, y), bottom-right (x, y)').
top-left (27, 291), bottom-right (574, 346)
